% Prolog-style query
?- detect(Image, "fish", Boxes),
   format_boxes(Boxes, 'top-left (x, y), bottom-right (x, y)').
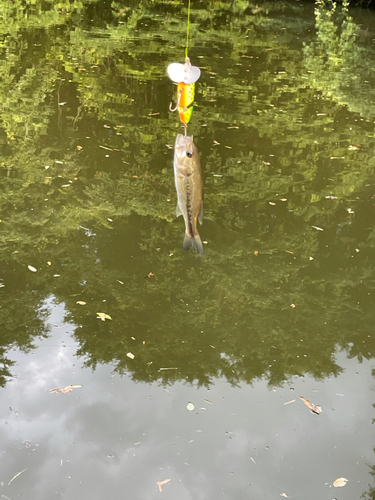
top-left (173, 134), bottom-right (204, 255)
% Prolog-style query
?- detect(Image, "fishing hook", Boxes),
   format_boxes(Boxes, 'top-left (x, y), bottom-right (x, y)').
top-left (169, 101), bottom-right (179, 112)
top-left (169, 86), bottom-right (183, 112)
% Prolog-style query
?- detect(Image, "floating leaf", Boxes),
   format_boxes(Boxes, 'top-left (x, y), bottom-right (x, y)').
top-left (311, 226), bottom-right (324, 231)
top-left (28, 265), bottom-right (37, 272)
top-left (50, 385), bottom-right (83, 394)
top-left (187, 402), bottom-right (194, 411)
top-left (299, 396), bottom-right (322, 415)
top-left (76, 301), bottom-right (86, 306)
top-left (127, 352), bottom-right (135, 359)
top-left (333, 478), bottom-right (348, 487)
top-left (96, 312), bottom-right (112, 321)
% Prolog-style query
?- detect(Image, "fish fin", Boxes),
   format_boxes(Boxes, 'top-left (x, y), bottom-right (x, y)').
top-left (183, 232), bottom-right (204, 255)
top-left (176, 203), bottom-right (183, 217)
top-left (198, 202), bottom-right (204, 225)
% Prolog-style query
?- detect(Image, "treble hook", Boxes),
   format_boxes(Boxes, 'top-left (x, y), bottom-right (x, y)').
top-left (169, 86), bottom-right (183, 113)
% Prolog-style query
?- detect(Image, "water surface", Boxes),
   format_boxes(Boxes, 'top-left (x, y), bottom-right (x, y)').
top-left (1, 0), bottom-right (375, 498)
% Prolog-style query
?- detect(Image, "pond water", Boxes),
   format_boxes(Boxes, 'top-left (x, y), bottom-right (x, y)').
top-left (1, 0), bottom-right (375, 498)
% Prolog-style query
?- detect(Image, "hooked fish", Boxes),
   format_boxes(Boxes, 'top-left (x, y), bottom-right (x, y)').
top-left (173, 134), bottom-right (204, 255)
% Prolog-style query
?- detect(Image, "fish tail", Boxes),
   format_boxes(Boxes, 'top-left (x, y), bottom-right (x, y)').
top-left (183, 231), bottom-right (204, 255)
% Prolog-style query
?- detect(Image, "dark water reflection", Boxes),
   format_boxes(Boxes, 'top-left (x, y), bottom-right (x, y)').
top-left (1, 0), bottom-right (375, 497)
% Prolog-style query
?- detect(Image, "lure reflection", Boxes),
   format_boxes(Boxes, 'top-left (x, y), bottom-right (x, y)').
top-left (173, 134), bottom-right (204, 255)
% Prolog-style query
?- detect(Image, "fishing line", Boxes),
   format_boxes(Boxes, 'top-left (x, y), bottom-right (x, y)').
top-left (167, 0), bottom-right (200, 130)
top-left (185, 0), bottom-right (191, 60)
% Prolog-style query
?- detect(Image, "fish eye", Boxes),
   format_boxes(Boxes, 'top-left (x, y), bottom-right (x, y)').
top-left (186, 151), bottom-right (193, 158)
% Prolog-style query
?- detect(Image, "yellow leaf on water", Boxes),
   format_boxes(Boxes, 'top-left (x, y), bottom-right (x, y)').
top-left (97, 312), bottom-right (112, 320)
top-left (127, 352), bottom-right (135, 359)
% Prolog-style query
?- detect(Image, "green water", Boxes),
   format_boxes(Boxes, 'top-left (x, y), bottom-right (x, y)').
top-left (1, 0), bottom-right (375, 498)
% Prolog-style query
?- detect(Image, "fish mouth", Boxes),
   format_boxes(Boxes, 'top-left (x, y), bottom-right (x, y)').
top-left (175, 133), bottom-right (193, 148)
top-left (175, 134), bottom-right (194, 158)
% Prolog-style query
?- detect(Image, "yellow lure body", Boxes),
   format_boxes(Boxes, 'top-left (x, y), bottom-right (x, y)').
top-left (177, 82), bottom-right (195, 125)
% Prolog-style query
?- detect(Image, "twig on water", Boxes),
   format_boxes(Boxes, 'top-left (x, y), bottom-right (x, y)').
top-left (8, 468), bottom-right (28, 486)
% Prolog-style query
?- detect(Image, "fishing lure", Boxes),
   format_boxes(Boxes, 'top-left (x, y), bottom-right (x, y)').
top-left (168, 57), bottom-right (200, 127)
top-left (169, 81), bottom-right (195, 125)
